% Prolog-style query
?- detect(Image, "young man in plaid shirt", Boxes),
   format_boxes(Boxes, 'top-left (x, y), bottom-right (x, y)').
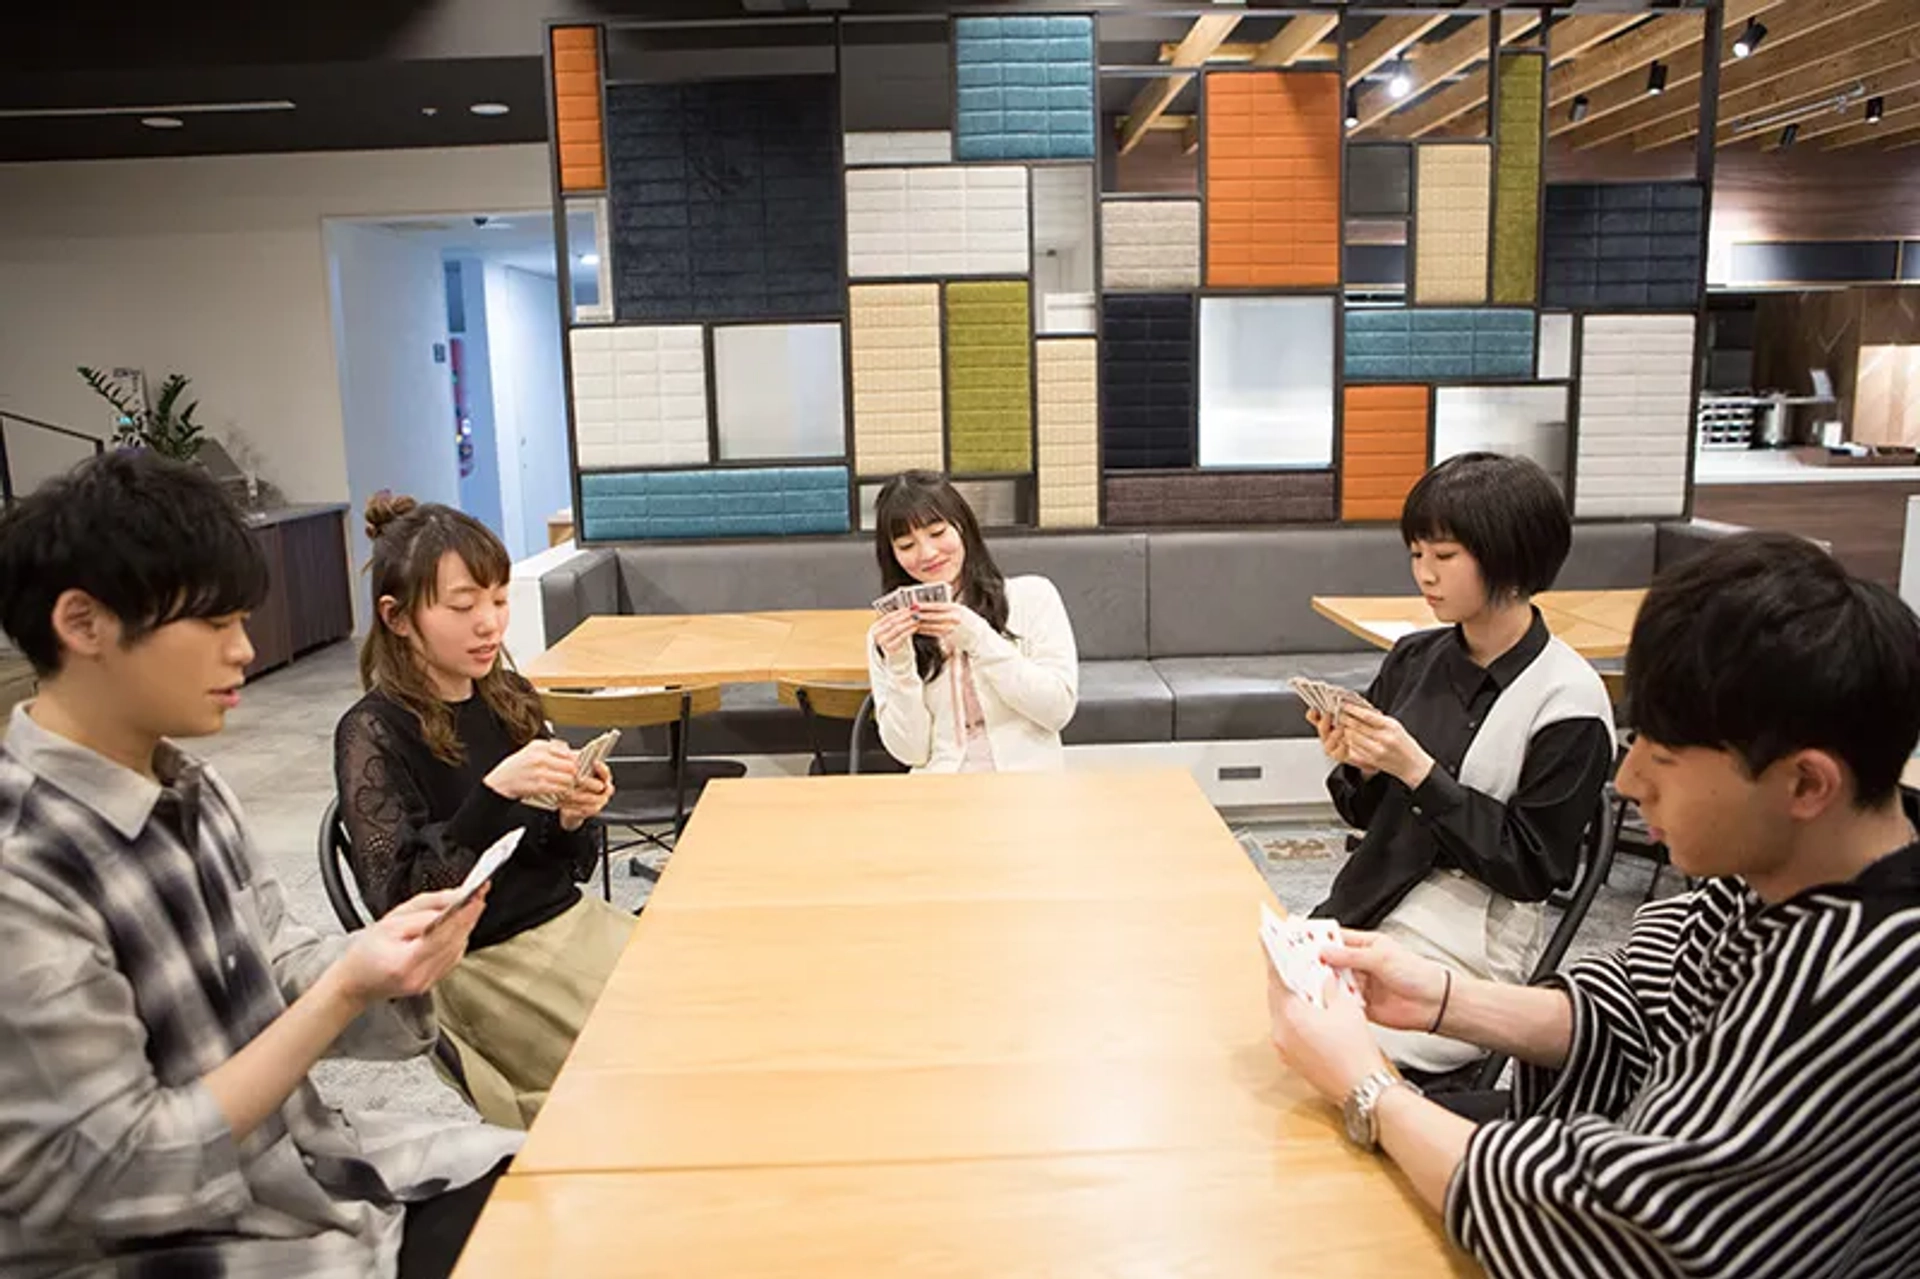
top-left (0, 453), bottom-right (520, 1278)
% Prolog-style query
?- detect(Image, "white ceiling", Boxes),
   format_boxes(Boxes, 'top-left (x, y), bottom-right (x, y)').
top-left (367, 210), bottom-right (559, 278)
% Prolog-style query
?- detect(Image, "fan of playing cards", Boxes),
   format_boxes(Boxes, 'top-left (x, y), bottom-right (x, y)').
top-left (873, 581), bottom-right (952, 614)
top-left (1260, 903), bottom-right (1364, 1010)
top-left (1289, 676), bottom-right (1370, 726)
top-left (426, 826), bottom-right (525, 934)
top-left (523, 728), bottom-right (620, 812)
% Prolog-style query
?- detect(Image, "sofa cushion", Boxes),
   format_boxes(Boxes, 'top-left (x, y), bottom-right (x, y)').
top-left (990, 533), bottom-right (1148, 661)
top-left (1063, 660), bottom-right (1174, 745)
top-left (1147, 524), bottom-right (1657, 658)
top-left (1153, 651), bottom-right (1386, 742)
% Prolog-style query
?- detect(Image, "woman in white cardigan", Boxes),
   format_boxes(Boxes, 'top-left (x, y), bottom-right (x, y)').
top-left (867, 471), bottom-right (1079, 773)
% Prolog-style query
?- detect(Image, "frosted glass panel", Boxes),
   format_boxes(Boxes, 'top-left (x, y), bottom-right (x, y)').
top-left (1197, 296), bottom-right (1335, 469)
top-left (1030, 166), bottom-right (1096, 334)
top-left (714, 324), bottom-right (847, 461)
top-left (1538, 313), bottom-right (1574, 380)
top-left (1433, 386), bottom-right (1570, 493)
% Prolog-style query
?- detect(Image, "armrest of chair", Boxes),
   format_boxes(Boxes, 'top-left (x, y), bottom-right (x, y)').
top-left (540, 547), bottom-right (621, 646)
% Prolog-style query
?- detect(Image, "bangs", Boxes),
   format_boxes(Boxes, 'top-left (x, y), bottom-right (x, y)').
top-left (878, 483), bottom-right (961, 545)
top-left (144, 505), bottom-right (272, 631)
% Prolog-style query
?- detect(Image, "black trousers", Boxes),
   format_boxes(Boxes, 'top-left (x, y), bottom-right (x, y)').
top-left (398, 1159), bottom-right (511, 1279)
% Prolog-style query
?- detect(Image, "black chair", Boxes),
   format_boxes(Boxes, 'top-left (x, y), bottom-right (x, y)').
top-left (1465, 784), bottom-right (1622, 1092)
top-left (847, 693), bottom-right (877, 776)
top-left (779, 680), bottom-right (870, 775)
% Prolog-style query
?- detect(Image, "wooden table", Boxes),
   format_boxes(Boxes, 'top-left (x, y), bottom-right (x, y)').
top-left (452, 771), bottom-right (1471, 1277)
top-left (1313, 588), bottom-right (1646, 660)
top-left (520, 610), bottom-right (875, 689)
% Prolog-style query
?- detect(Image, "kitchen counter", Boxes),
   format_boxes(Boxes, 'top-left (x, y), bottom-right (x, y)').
top-left (1695, 451), bottom-right (1920, 486)
top-left (244, 501), bottom-right (351, 528)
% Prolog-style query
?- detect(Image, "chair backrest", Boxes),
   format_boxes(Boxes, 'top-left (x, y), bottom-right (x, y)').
top-left (316, 796), bottom-right (367, 933)
top-left (541, 685), bottom-right (723, 730)
top-left (777, 679), bottom-right (870, 721)
top-left (847, 694), bottom-right (876, 776)
top-left (1469, 784), bottom-right (1620, 1092)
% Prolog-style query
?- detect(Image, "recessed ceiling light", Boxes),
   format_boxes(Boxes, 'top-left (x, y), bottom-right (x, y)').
top-left (140, 116), bottom-right (184, 129)
top-left (422, 106), bottom-right (439, 117)
top-left (469, 102), bottom-right (510, 117)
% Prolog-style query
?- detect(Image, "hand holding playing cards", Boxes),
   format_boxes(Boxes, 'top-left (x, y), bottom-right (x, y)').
top-left (872, 607), bottom-right (921, 659)
top-left (1306, 708), bottom-right (1360, 770)
top-left (911, 600), bottom-right (976, 645)
top-left (557, 760), bottom-right (614, 832)
top-left (1266, 961), bottom-right (1391, 1106)
top-left (483, 739), bottom-right (580, 804)
top-left (1336, 704), bottom-right (1435, 789)
top-left (334, 886), bottom-right (486, 1007)
top-left (1320, 931), bottom-right (1452, 1033)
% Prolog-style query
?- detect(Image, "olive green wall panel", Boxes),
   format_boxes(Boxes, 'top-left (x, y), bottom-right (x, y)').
top-left (1492, 53), bottom-right (1543, 305)
top-left (945, 280), bottom-right (1033, 474)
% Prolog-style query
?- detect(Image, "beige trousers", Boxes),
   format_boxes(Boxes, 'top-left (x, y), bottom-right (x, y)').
top-left (430, 893), bottom-right (635, 1129)
top-left (1372, 869), bottom-right (1546, 1075)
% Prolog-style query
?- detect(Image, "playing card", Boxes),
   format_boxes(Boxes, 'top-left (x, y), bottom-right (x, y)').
top-left (523, 729), bottom-right (621, 812)
top-left (904, 582), bottom-right (952, 607)
top-left (872, 588), bottom-right (910, 614)
top-left (1258, 904), bottom-right (1362, 1009)
top-left (427, 826), bottom-right (525, 933)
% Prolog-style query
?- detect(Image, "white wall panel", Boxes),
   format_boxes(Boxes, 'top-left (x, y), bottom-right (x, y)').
top-left (846, 166), bottom-right (1029, 278)
top-left (569, 326), bottom-right (709, 469)
top-left (1102, 199), bottom-right (1201, 291)
top-left (1575, 314), bottom-right (1695, 517)
top-left (843, 131), bottom-right (953, 166)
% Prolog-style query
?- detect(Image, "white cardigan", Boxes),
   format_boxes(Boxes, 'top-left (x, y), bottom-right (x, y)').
top-left (867, 575), bottom-right (1079, 773)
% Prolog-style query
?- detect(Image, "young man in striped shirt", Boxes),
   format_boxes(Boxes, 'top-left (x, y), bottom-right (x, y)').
top-left (1269, 530), bottom-right (1920, 1277)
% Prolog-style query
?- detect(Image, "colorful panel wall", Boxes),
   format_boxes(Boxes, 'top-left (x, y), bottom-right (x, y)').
top-left (606, 79), bottom-right (841, 321)
top-left (1575, 315), bottom-right (1696, 518)
top-left (552, 27), bottom-right (605, 192)
top-left (844, 131), bottom-right (951, 166)
top-left (569, 327), bottom-right (708, 469)
top-left (1204, 72), bottom-right (1341, 288)
top-left (1345, 309), bottom-right (1535, 381)
top-left (953, 16), bottom-right (1096, 161)
top-left (945, 281), bottom-right (1033, 475)
top-left (1102, 200), bottom-right (1201, 291)
top-left (580, 467), bottom-right (851, 540)
top-left (1036, 338), bottom-right (1100, 528)
top-left (1492, 54), bottom-right (1544, 305)
top-left (1341, 386), bottom-right (1430, 522)
top-left (1543, 183), bottom-right (1705, 309)
top-left (1105, 472), bottom-right (1335, 526)
top-left (845, 166), bottom-right (1029, 278)
top-left (849, 284), bottom-right (944, 477)
top-left (1415, 145), bottom-right (1491, 304)
top-left (1101, 294), bottom-right (1195, 470)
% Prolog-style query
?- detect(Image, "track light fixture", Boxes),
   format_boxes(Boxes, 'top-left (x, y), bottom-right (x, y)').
top-left (1570, 94), bottom-right (1590, 124)
top-left (1345, 90), bottom-right (1360, 129)
top-left (1387, 59), bottom-right (1412, 102)
top-left (1867, 96), bottom-right (1885, 124)
top-left (1779, 122), bottom-right (1798, 149)
top-left (1646, 61), bottom-right (1668, 96)
top-left (1732, 20), bottom-right (1766, 58)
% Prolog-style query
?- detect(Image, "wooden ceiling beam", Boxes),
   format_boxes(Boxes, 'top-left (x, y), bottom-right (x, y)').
top-left (1818, 86), bottom-right (1920, 149)
top-left (1156, 39), bottom-right (1337, 65)
top-left (1546, 0), bottom-right (1783, 107)
top-left (1350, 15), bottom-right (1539, 132)
top-left (1883, 123), bottom-right (1920, 151)
top-left (1366, 13), bottom-right (1640, 140)
top-left (1569, 0), bottom-right (1914, 150)
top-left (1249, 14), bottom-right (1341, 69)
top-left (1636, 22), bottom-right (1920, 151)
top-left (1344, 13), bottom-right (1448, 86)
top-left (1117, 12), bottom-right (1241, 156)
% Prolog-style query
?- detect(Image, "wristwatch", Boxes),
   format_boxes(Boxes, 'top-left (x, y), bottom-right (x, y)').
top-left (1343, 1069), bottom-right (1421, 1151)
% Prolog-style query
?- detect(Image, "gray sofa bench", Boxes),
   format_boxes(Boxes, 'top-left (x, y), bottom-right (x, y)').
top-left (539, 521), bottom-right (1734, 758)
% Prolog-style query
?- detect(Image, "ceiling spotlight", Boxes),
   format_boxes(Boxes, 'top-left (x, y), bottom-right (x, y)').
top-left (578, 252), bottom-right (600, 266)
top-left (421, 106), bottom-right (439, 117)
top-left (1345, 90), bottom-right (1360, 129)
top-left (1779, 122), bottom-right (1798, 149)
top-left (1646, 61), bottom-right (1668, 96)
top-left (140, 116), bottom-right (184, 129)
top-left (1867, 96), bottom-right (1885, 124)
top-left (1570, 94), bottom-right (1591, 124)
top-left (469, 102), bottom-right (510, 117)
top-left (1387, 60), bottom-right (1412, 102)
top-left (1732, 20), bottom-right (1767, 59)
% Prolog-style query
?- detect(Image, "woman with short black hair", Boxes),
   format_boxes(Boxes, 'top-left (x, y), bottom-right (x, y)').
top-left (1310, 452), bottom-right (1615, 1079)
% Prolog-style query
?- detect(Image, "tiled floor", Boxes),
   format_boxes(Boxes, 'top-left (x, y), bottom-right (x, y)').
top-left (198, 640), bottom-right (1669, 1119)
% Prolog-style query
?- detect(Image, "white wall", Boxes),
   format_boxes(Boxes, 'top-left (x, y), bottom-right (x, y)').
top-left (481, 263), bottom-right (570, 560)
top-left (0, 145), bottom-right (549, 501)
top-left (326, 222), bottom-right (463, 624)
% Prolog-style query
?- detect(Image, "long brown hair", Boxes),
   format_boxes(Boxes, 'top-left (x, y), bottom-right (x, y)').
top-left (359, 492), bottom-right (545, 765)
top-left (874, 470), bottom-right (1012, 682)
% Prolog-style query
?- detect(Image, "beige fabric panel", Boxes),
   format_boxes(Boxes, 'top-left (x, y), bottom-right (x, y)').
top-left (849, 284), bottom-right (945, 478)
top-left (1414, 145), bottom-right (1491, 305)
top-left (1035, 337), bottom-right (1099, 529)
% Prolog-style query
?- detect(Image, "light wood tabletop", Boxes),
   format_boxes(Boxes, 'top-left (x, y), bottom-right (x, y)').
top-left (519, 609), bottom-right (875, 689)
top-left (453, 771), bottom-right (1470, 1277)
top-left (1313, 588), bottom-right (1646, 660)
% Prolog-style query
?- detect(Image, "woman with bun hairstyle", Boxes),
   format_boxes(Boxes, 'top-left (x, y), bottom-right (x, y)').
top-left (867, 470), bottom-right (1079, 772)
top-left (333, 493), bottom-right (633, 1128)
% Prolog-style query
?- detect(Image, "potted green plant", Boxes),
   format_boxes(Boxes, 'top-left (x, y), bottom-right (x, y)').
top-left (76, 367), bottom-right (206, 462)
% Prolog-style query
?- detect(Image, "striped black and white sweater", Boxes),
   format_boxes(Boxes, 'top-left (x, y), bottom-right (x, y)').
top-left (1446, 833), bottom-right (1920, 1278)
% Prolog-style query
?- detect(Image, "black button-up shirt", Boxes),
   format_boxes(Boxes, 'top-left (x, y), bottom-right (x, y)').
top-left (1315, 610), bottom-right (1615, 930)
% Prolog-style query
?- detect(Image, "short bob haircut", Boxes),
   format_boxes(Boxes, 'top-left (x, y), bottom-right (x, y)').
top-left (1400, 452), bottom-right (1571, 599)
top-left (0, 450), bottom-right (269, 675)
top-left (1626, 530), bottom-right (1920, 808)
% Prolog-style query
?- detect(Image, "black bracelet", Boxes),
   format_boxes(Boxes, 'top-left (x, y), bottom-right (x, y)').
top-left (1428, 969), bottom-right (1453, 1035)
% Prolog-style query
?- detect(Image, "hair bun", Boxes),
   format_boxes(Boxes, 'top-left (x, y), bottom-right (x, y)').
top-left (364, 490), bottom-right (419, 541)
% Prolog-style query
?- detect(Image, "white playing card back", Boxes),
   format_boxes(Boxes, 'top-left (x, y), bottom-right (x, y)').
top-left (428, 826), bottom-right (525, 932)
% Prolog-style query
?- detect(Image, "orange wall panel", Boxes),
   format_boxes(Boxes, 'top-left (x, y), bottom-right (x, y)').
top-left (1341, 386), bottom-right (1430, 522)
top-left (1204, 72), bottom-right (1341, 288)
top-left (552, 26), bottom-right (605, 192)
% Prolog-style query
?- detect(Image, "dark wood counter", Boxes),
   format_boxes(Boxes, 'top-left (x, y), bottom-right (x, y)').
top-left (1692, 479), bottom-right (1920, 588)
top-left (244, 504), bottom-right (353, 677)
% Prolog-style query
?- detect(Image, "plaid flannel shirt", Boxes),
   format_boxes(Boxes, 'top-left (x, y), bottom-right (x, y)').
top-left (0, 705), bottom-right (520, 1278)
